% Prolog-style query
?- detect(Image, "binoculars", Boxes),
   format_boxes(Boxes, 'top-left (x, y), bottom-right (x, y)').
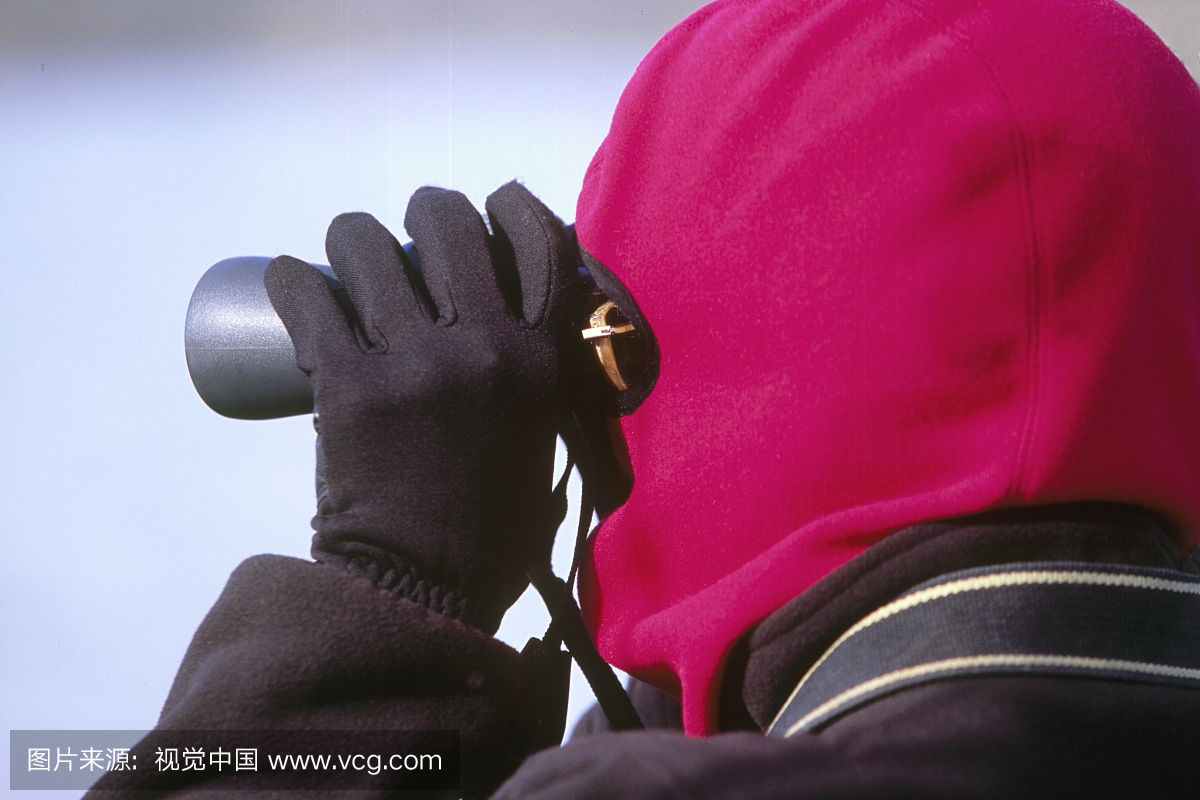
top-left (185, 237), bottom-right (615, 420)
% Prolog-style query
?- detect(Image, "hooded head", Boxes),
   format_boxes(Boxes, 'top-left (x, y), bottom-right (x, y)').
top-left (574, 0), bottom-right (1200, 735)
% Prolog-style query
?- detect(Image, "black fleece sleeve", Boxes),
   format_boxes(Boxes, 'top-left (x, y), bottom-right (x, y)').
top-left (86, 555), bottom-right (532, 798)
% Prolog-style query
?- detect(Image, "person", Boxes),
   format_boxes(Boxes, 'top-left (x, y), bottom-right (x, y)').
top-left (90, 0), bottom-right (1200, 797)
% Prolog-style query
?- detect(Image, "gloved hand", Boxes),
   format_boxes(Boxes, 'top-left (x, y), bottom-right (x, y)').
top-left (264, 182), bottom-right (579, 634)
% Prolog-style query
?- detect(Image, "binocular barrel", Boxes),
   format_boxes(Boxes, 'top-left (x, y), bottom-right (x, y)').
top-left (184, 244), bottom-right (417, 420)
top-left (184, 256), bottom-right (329, 420)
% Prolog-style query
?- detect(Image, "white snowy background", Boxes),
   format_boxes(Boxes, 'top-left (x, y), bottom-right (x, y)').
top-left (1, 1), bottom-right (1195, 796)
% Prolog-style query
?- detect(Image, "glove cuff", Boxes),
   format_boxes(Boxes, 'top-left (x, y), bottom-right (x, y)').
top-left (324, 551), bottom-right (496, 632)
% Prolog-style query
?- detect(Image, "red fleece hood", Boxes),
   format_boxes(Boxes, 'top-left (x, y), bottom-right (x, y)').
top-left (575, 0), bottom-right (1200, 735)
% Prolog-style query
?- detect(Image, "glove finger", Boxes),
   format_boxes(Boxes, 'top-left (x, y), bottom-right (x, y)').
top-left (485, 181), bottom-right (574, 327)
top-left (404, 186), bottom-right (508, 324)
top-left (264, 255), bottom-right (349, 372)
top-left (325, 212), bottom-right (432, 350)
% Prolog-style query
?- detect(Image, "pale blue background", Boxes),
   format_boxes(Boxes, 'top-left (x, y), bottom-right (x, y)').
top-left (0, 2), bottom-right (709, 795)
top-left (1, 1), bottom-right (1195, 797)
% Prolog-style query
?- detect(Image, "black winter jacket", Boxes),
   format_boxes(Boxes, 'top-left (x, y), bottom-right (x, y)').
top-left (88, 503), bottom-right (1200, 799)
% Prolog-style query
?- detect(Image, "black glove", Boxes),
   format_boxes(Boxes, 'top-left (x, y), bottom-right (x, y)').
top-left (264, 182), bottom-right (579, 634)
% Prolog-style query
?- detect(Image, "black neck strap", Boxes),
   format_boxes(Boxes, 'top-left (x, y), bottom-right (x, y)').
top-left (768, 561), bottom-right (1200, 737)
top-left (521, 413), bottom-right (644, 747)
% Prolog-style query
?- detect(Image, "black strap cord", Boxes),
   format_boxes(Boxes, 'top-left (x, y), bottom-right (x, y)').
top-left (522, 412), bottom-right (644, 744)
